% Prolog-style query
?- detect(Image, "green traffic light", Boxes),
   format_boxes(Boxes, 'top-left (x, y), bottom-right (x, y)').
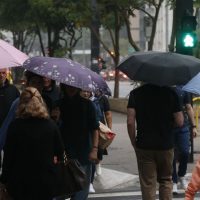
top-left (183, 33), bottom-right (195, 47)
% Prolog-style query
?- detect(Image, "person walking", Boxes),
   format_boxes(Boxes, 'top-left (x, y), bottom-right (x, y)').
top-left (80, 90), bottom-right (102, 193)
top-left (59, 84), bottom-right (99, 200)
top-left (0, 68), bottom-right (19, 127)
top-left (95, 89), bottom-right (112, 129)
top-left (95, 90), bottom-right (112, 175)
top-left (0, 87), bottom-right (64, 200)
top-left (127, 83), bottom-right (184, 200)
top-left (0, 71), bottom-right (53, 151)
top-left (0, 68), bottom-right (20, 170)
top-left (172, 86), bottom-right (197, 194)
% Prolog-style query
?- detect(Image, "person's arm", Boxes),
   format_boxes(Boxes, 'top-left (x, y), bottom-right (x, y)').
top-left (185, 159), bottom-right (200, 200)
top-left (104, 111), bottom-right (112, 129)
top-left (53, 122), bottom-right (65, 162)
top-left (0, 99), bottom-right (19, 151)
top-left (101, 96), bottom-right (112, 129)
top-left (186, 103), bottom-right (198, 137)
top-left (88, 101), bottom-right (99, 162)
top-left (173, 111), bottom-right (184, 128)
top-left (0, 122), bottom-right (17, 183)
top-left (89, 129), bottom-right (99, 162)
top-left (127, 108), bottom-right (136, 149)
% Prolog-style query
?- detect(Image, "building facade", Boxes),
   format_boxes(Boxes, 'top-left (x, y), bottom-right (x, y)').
top-left (129, 0), bottom-right (173, 52)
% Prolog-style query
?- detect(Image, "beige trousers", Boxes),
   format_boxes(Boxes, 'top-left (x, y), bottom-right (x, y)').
top-left (136, 148), bottom-right (174, 200)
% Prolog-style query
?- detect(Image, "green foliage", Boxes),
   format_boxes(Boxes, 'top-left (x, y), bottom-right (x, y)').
top-left (0, 0), bottom-right (86, 56)
top-left (0, 0), bottom-right (30, 31)
top-left (194, 0), bottom-right (200, 8)
top-left (96, 0), bottom-right (135, 29)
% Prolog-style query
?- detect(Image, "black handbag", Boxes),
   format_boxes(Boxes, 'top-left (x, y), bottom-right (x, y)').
top-left (55, 152), bottom-right (88, 198)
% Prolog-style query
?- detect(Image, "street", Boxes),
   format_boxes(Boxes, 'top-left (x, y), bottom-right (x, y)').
top-left (99, 112), bottom-right (137, 175)
top-left (106, 81), bottom-right (134, 98)
top-left (89, 190), bottom-right (194, 199)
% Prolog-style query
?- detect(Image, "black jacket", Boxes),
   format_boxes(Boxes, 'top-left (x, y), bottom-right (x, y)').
top-left (1, 117), bottom-right (64, 200)
top-left (0, 80), bottom-right (20, 127)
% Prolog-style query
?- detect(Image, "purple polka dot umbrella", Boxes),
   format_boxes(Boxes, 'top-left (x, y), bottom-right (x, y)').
top-left (23, 56), bottom-right (111, 95)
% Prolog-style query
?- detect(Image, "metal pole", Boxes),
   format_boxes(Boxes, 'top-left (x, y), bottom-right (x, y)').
top-left (175, 0), bottom-right (194, 162)
top-left (90, 0), bottom-right (100, 73)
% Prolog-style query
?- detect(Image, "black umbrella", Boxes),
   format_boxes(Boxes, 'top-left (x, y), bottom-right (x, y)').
top-left (117, 51), bottom-right (200, 86)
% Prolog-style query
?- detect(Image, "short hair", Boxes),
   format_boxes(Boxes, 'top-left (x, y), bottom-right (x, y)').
top-left (16, 87), bottom-right (49, 119)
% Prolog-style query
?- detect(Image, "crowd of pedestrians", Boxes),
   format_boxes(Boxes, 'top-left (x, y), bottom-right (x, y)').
top-left (0, 68), bottom-right (112, 200)
top-left (1, 66), bottom-right (200, 200)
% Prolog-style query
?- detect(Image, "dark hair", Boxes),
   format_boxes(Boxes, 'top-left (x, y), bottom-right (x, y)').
top-left (60, 83), bottom-right (81, 95)
top-left (24, 71), bottom-right (43, 85)
top-left (51, 80), bottom-right (56, 87)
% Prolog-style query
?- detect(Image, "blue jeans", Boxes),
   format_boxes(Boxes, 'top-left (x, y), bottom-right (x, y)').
top-left (172, 125), bottom-right (190, 183)
top-left (70, 163), bottom-right (92, 200)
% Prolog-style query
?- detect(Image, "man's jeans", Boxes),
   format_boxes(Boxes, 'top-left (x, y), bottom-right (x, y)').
top-left (172, 126), bottom-right (190, 183)
top-left (136, 148), bottom-right (174, 200)
top-left (70, 163), bottom-right (92, 200)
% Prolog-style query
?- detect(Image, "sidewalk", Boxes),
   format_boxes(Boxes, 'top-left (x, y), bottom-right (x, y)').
top-left (92, 112), bottom-right (200, 193)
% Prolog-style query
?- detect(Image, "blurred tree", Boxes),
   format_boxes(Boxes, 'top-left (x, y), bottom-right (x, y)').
top-left (133, 0), bottom-right (165, 50)
top-left (27, 0), bottom-right (84, 58)
top-left (0, 0), bottom-right (84, 58)
top-left (0, 0), bottom-right (86, 83)
top-left (78, 0), bottom-right (141, 97)
top-left (0, 0), bottom-right (35, 53)
top-left (78, 0), bottom-right (166, 97)
top-left (0, 0), bottom-right (170, 96)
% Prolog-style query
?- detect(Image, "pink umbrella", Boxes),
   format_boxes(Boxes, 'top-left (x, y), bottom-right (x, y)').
top-left (0, 39), bottom-right (29, 68)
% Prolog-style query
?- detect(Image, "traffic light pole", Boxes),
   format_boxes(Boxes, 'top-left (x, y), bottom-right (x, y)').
top-left (175, 0), bottom-right (194, 163)
top-left (90, 0), bottom-right (100, 74)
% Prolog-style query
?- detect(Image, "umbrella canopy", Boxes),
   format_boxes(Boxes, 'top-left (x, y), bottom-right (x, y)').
top-left (23, 56), bottom-right (111, 94)
top-left (0, 39), bottom-right (29, 68)
top-left (87, 69), bottom-right (112, 96)
top-left (117, 51), bottom-right (200, 86)
top-left (182, 72), bottom-right (200, 95)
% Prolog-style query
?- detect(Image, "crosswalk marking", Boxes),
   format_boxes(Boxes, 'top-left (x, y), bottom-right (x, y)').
top-left (88, 190), bottom-right (186, 199)
top-left (89, 191), bottom-right (143, 197)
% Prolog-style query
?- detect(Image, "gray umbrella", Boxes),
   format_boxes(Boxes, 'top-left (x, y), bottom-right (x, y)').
top-left (23, 56), bottom-right (111, 95)
top-left (117, 51), bottom-right (200, 86)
